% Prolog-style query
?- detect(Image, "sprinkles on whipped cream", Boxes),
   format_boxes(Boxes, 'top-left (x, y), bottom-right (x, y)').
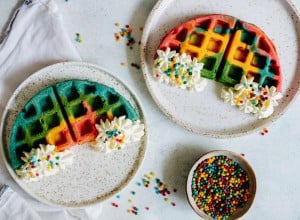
top-left (109, 171), bottom-right (178, 216)
top-left (92, 116), bottom-right (145, 153)
top-left (16, 144), bottom-right (74, 181)
top-left (153, 48), bottom-right (207, 92)
top-left (221, 75), bottom-right (282, 119)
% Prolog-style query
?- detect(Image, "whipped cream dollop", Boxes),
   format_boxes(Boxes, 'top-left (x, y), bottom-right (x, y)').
top-left (221, 75), bottom-right (282, 119)
top-left (153, 47), bottom-right (207, 92)
top-left (92, 116), bottom-right (145, 153)
top-left (16, 144), bottom-right (74, 181)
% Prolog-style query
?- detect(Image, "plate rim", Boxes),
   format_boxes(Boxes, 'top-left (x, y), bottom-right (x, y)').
top-left (0, 61), bottom-right (148, 208)
top-left (140, 0), bottom-right (300, 138)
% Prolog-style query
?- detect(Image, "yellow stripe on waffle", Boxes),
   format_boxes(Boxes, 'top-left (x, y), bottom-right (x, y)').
top-left (225, 29), bottom-right (262, 76)
top-left (46, 121), bottom-right (72, 150)
top-left (180, 26), bottom-right (230, 62)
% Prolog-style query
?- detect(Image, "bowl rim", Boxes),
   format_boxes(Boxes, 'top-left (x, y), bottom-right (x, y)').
top-left (186, 150), bottom-right (257, 220)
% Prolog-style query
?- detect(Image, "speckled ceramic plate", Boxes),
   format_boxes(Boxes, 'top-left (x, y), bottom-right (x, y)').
top-left (141, 0), bottom-right (300, 137)
top-left (0, 62), bottom-right (147, 207)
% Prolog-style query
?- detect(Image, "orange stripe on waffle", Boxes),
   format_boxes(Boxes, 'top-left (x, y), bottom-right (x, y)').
top-left (46, 121), bottom-right (74, 151)
top-left (68, 101), bottom-right (99, 144)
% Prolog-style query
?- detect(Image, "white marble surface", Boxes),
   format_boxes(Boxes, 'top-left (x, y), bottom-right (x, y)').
top-left (0, 0), bottom-right (300, 219)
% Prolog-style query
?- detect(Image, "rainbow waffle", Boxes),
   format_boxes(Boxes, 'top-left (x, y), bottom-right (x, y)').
top-left (155, 14), bottom-right (282, 91)
top-left (10, 80), bottom-right (139, 169)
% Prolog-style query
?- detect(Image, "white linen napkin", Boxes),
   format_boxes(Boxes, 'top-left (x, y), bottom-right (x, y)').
top-left (0, 0), bottom-right (102, 219)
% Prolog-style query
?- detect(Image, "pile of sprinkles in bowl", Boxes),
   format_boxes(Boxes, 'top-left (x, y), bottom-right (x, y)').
top-left (191, 155), bottom-right (251, 219)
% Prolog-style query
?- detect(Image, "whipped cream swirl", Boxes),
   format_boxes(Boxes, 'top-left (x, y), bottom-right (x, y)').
top-left (92, 116), bottom-right (145, 153)
top-left (221, 75), bottom-right (282, 119)
top-left (153, 47), bottom-right (207, 92)
top-left (16, 144), bottom-right (74, 181)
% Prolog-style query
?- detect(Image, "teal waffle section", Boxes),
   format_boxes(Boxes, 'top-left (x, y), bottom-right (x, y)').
top-left (10, 86), bottom-right (65, 169)
top-left (54, 80), bottom-right (139, 121)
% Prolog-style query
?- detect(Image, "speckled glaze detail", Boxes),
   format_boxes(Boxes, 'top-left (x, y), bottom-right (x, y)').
top-left (140, 0), bottom-right (300, 138)
top-left (0, 62), bottom-right (147, 207)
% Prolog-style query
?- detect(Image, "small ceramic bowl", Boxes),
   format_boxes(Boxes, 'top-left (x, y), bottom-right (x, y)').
top-left (186, 150), bottom-right (256, 219)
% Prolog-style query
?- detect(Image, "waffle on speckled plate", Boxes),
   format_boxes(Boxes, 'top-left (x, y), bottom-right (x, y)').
top-left (10, 80), bottom-right (140, 171)
top-left (153, 14), bottom-right (282, 118)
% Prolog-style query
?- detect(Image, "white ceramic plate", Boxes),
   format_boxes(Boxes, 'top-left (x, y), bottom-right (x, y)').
top-left (0, 62), bottom-right (147, 207)
top-left (141, 0), bottom-right (300, 137)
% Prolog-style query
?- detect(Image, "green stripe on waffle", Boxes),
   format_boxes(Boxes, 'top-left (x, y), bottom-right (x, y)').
top-left (10, 87), bottom-right (65, 169)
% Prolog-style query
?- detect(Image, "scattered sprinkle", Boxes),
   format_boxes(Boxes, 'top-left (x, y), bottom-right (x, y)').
top-left (117, 171), bottom-right (178, 215)
top-left (75, 33), bottom-right (83, 43)
top-left (111, 202), bottom-right (119, 208)
top-left (241, 153), bottom-right (245, 157)
top-left (120, 62), bottom-right (126, 67)
top-left (114, 23), bottom-right (136, 49)
top-left (127, 206), bottom-right (139, 215)
top-left (154, 178), bottom-right (171, 196)
top-left (131, 62), bottom-right (140, 70)
top-left (142, 178), bottom-right (150, 187)
top-left (260, 127), bottom-right (269, 136)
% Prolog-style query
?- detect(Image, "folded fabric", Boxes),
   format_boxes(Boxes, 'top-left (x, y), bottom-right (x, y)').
top-left (0, 0), bottom-right (102, 219)
top-left (0, 185), bottom-right (103, 220)
top-left (0, 0), bottom-right (81, 120)
top-left (0, 185), bottom-right (42, 220)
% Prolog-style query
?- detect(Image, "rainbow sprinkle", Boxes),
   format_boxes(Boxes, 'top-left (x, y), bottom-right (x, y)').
top-left (75, 33), bottom-right (83, 43)
top-left (127, 206), bottom-right (139, 215)
top-left (191, 155), bottom-right (250, 219)
top-left (260, 127), bottom-right (269, 136)
top-left (111, 202), bottom-right (119, 208)
top-left (114, 24), bottom-right (136, 49)
top-left (113, 171), bottom-right (178, 216)
top-left (131, 62), bottom-right (140, 70)
top-left (154, 178), bottom-right (171, 197)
